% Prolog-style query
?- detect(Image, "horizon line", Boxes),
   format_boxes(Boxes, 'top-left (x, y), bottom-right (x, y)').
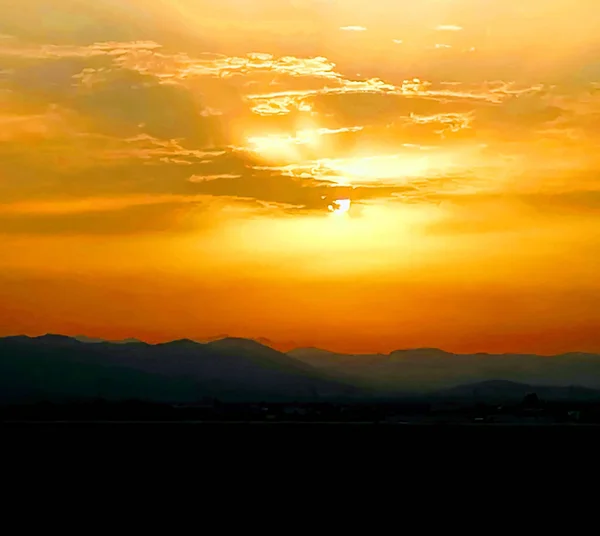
top-left (2, 332), bottom-right (599, 358)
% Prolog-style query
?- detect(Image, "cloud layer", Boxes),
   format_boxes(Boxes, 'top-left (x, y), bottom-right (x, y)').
top-left (0, 1), bottom-right (599, 242)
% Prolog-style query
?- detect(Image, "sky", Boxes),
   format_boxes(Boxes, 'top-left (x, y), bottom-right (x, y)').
top-left (1, 0), bottom-right (600, 354)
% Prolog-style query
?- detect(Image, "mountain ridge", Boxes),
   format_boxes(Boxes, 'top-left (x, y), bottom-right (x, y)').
top-left (432, 380), bottom-right (600, 402)
top-left (0, 334), bottom-right (359, 404)
top-left (3, 334), bottom-right (600, 403)
top-left (9, 333), bottom-right (599, 358)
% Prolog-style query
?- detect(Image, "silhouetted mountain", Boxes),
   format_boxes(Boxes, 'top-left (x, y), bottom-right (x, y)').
top-left (75, 335), bottom-right (145, 345)
top-left (288, 348), bottom-right (387, 367)
top-left (74, 336), bottom-right (105, 344)
top-left (288, 347), bottom-right (600, 392)
top-left (433, 380), bottom-right (600, 403)
top-left (3, 335), bottom-right (600, 405)
top-left (0, 335), bottom-right (198, 404)
top-left (0, 335), bottom-right (358, 404)
top-left (193, 336), bottom-right (280, 349)
top-left (205, 337), bottom-right (316, 373)
top-left (191, 334), bottom-right (230, 343)
top-left (389, 348), bottom-right (453, 360)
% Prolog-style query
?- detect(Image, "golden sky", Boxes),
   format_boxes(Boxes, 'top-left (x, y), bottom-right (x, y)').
top-left (1, 0), bottom-right (600, 354)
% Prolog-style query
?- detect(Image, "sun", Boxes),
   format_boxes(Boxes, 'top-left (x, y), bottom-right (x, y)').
top-left (328, 199), bottom-right (351, 214)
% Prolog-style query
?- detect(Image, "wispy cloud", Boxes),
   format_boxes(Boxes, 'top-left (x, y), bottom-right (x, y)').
top-left (339, 26), bottom-right (367, 32)
top-left (408, 112), bottom-right (474, 135)
top-left (0, 194), bottom-right (212, 216)
top-left (0, 27), bottom-right (596, 227)
top-left (435, 25), bottom-right (463, 32)
top-left (0, 38), bottom-right (161, 59)
top-left (188, 174), bottom-right (241, 183)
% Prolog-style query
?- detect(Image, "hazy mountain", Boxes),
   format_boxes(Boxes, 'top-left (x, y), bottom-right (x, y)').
top-left (74, 335), bottom-right (145, 345)
top-left (191, 334), bottom-right (230, 343)
top-left (433, 380), bottom-right (600, 403)
top-left (288, 348), bottom-right (388, 368)
top-left (0, 335), bottom-right (358, 404)
top-left (288, 347), bottom-right (600, 392)
top-left (3, 334), bottom-right (600, 404)
top-left (192, 336), bottom-right (287, 350)
top-left (205, 338), bottom-right (320, 374)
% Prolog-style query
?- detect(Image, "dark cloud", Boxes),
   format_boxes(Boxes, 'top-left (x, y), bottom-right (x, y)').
top-left (5, 57), bottom-right (108, 104)
top-left (188, 164), bottom-right (418, 211)
top-left (310, 91), bottom-right (479, 124)
top-left (0, 200), bottom-right (204, 236)
top-left (73, 69), bottom-right (217, 141)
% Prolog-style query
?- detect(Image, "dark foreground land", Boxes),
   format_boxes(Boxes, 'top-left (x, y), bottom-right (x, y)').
top-left (4, 397), bottom-right (600, 425)
top-left (5, 417), bottom-right (600, 464)
top-left (5, 420), bottom-right (600, 452)
top-left (5, 401), bottom-right (598, 480)
top-left (5, 401), bottom-right (599, 469)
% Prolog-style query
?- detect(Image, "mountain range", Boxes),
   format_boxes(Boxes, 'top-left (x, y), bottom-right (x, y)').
top-left (289, 346), bottom-right (600, 393)
top-left (1, 334), bottom-right (600, 404)
top-left (0, 335), bottom-right (357, 404)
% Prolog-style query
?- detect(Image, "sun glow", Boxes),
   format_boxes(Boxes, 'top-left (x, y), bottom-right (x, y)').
top-left (246, 123), bottom-right (363, 164)
top-left (218, 201), bottom-right (440, 279)
top-left (323, 154), bottom-right (435, 183)
top-left (328, 198), bottom-right (351, 214)
top-left (246, 130), bottom-right (318, 162)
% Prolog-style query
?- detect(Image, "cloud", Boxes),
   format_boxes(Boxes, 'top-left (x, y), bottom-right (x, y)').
top-left (0, 25), bottom-right (598, 233)
top-left (339, 26), bottom-right (367, 32)
top-left (435, 25), bottom-right (463, 32)
top-left (0, 38), bottom-right (162, 59)
top-left (142, 52), bottom-right (343, 82)
top-left (407, 112), bottom-right (473, 135)
top-left (189, 174), bottom-right (242, 183)
top-left (241, 65), bottom-right (545, 119)
top-left (0, 107), bottom-right (75, 141)
top-left (73, 69), bottom-right (216, 141)
top-left (0, 167), bottom-right (417, 235)
top-left (185, 167), bottom-right (417, 212)
top-left (0, 199), bottom-right (207, 236)
top-left (0, 194), bottom-right (212, 216)
top-left (245, 126), bottom-right (363, 157)
top-left (108, 134), bottom-right (227, 162)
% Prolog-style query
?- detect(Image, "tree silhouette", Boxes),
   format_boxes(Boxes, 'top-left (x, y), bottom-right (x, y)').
top-left (522, 393), bottom-right (540, 408)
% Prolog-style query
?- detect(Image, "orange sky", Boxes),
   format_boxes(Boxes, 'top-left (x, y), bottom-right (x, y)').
top-left (1, 1), bottom-right (600, 354)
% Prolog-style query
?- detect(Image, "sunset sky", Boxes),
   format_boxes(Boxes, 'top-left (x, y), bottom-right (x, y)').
top-left (1, 0), bottom-right (600, 354)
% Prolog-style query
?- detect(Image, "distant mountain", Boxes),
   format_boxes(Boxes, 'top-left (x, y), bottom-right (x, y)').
top-left (191, 334), bottom-right (230, 344)
top-left (388, 348), bottom-right (453, 360)
top-left (191, 335), bottom-right (281, 349)
top-left (3, 334), bottom-right (600, 405)
top-left (74, 336), bottom-right (106, 344)
top-left (433, 380), bottom-right (600, 403)
top-left (288, 347), bottom-right (344, 362)
top-left (74, 335), bottom-right (144, 345)
top-left (0, 335), bottom-right (199, 404)
top-left (0, 335), bottom-right (358, 404)
top-left (288, 347), bottom-right (600, 393)
top-left (288, 348), bottom-right (387, 368)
